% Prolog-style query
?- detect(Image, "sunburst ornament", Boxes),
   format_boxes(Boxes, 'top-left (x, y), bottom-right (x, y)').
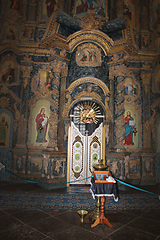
top-left (71, 102), bottom-right (103, 124)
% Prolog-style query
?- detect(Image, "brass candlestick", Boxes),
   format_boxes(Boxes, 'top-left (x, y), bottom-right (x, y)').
top-left (90, 159), bottom-right (108, 222)
top-left (77, 210), bottom-right (88, 223)
top-left (89, 196), bottom-right (101, 221)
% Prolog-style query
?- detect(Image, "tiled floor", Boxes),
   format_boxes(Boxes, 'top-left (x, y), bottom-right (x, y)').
top-left (0, 181), bottom-right (160, 240)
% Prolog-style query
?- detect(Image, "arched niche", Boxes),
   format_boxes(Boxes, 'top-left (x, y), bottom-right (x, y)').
top-left (62, 77), bottom-right (112, 122)
top-left (67, 29), bottom-right (114, 55)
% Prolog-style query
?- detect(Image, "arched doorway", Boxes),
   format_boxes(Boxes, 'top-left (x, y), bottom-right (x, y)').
top-left (67, 101), bottom-right (105, 185)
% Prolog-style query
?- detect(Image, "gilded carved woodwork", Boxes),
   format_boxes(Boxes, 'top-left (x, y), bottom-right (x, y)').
top-left (74, 90), bottom-right (101, 101)
top-left (122, 17), bottom-right (137, 47)
top-left (16, 115), bottom-right (27, 147)
top-left (62, 77), bottom-right (111, 121)
top-left (41, 15), bottom-right (60, 41)
top-left (78, 10), bottom-right (103, 30)
top-left (67, 77), bottom-right (110, 96)
top-left (141, 73), bottom-right (151, 94)
top-left (0, 86), bottom-right (21, 112)
top-left (150, 98), bottom-right (160, 142)
top-left (21, 66), bottom-right (32, 88)
top-left (61, 63), bottom-right (68, 78)
top-left (47, 110), bottom-right (58, 148)
top-left (67, 30), bottom-right (114, 55)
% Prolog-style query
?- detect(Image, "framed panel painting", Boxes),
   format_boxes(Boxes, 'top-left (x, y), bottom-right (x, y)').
top-left (30, 99), bottom-right (50, 146)
top-left (73, 0), bottom-right (107, 19)
top-left (0, 55), bottom-right (19, 86)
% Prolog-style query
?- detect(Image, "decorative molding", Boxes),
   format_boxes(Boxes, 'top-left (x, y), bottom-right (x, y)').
top-left (78, 10), bottom-right (103, 30)
top-left (67, 77), bottom-right (110, 96)
top-left (0, 86), bottom-right (21, 104)
top-left (67, 29), bottom-right (114, 55)
top-left (62, 77), bottom-right (111, 121)
top-left (141, 73), bottom-right (151, 94)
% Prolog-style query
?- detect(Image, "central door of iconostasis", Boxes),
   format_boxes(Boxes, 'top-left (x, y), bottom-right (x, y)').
top-left (68, 101), bottom-right (105, 185)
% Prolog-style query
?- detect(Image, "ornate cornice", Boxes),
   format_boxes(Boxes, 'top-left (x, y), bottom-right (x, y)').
top-left (67, 30), bottom-right (114, 55)
top-left (67, 77), bottom-right (110, 96)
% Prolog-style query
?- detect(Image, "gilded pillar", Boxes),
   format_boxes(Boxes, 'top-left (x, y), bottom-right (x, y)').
top-left (141, 73), bottom-right (152, 151)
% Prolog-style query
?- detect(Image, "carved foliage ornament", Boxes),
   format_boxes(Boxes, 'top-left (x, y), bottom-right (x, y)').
top-left (78, 10), bottom-right (103, 30)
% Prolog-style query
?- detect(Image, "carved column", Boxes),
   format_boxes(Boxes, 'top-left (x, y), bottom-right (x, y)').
top-left (16, 66), bottom-right (32, 147)
top-left (51, 60), bottom-right (63, 150)
top-left (115, 72), bottom-right (125, 150)
top-left (109, 71), bottom-right (115, 151)
top-left (141, 73), bottom-right (152, 151)
top-left (58, 63), bottom-right (68, 151)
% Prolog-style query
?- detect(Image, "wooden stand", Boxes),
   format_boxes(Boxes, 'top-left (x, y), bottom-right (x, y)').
top-left (91, 196), bottom-right (113, 230)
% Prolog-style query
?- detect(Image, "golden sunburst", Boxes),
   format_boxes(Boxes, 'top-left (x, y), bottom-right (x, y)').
top-left (73, 102), bottom-right (102, 124)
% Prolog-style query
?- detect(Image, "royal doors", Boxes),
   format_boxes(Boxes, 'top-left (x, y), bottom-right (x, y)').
top-left (68, 121), bottom-right (104, 185)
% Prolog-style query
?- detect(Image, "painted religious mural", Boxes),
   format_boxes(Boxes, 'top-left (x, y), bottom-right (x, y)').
top-left (124, 105), bottom-right (139, 149)
top-left (75, 0), bottom-right (106, 17)
top-left (31, 67), bottom-right (55, 93)
top-left (152, 0), bottom-right (160, 26)
top-left (30, 100), bottom-right (50, 146)
top-left (76, 43), bottom-right (101, 67)
top-left (123, 1), bottom-right (133, 20)
top-left (41, 0), bottom-right (57, 20)
top-left (0, 56), bottom-right (19, 85)
top-left (1, 0), bottom-right (24, 15)
top-left (124, 77), bottom-right (137, 97)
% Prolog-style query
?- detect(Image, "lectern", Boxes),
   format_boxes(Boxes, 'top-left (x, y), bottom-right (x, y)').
top-left (90, 171), bottom-right (118, 230)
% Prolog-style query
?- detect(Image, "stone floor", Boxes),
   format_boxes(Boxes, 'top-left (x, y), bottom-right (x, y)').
top-left (0, 180), bottom-right (160, 240)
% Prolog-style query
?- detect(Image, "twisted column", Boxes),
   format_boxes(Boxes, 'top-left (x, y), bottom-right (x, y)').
top-left (115, 73), bottom-right (125, 149)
